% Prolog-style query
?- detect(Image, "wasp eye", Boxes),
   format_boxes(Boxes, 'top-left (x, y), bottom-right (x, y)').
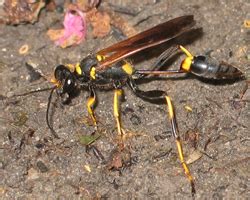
top-left (67, 78), bottom-right (72, 85)
top-left (54, 65), bottom-right (70, 81)
top-left (63, 76), bottom-right (75, 93)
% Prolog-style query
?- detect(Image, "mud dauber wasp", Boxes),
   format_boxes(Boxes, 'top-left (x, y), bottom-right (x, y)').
top-left (46, 15), bottom-right (244, 195)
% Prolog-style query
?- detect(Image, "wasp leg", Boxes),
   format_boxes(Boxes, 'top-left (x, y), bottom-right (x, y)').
top-left (87, 87), bottom-right (98, 130)
top-left (165, 96), bottom-right (195, 195)
top-left (128, 79), bottom-right (195, 195)
top-left (152, 45), bottom-right (179, 70)
top-left (134, 69), bottom-right (186, 76)
top-left (127, 78), bottom-right (166, 103)
top-left (113, 89), bottom-right (124, 139)
top-left (134, 45), bottom-right (186, 77)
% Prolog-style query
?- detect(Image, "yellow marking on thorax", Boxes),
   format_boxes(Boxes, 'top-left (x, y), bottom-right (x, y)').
top-left (65, 64), bottom-right (75, 72)
top-left (122, 62), bottom-right (134, 75)
top-left (96, 54), bottom-right (106, 61)
top-left (90, 67), bottom-right (96, 80)
top-left (75, 62), bottom-right (82, 75)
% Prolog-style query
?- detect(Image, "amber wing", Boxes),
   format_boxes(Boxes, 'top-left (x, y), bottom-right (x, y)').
top-left (96, 15), bottom-right (196, 71)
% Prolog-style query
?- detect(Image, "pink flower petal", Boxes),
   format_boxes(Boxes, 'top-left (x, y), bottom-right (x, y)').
top-left (56, 9), bottom-right (86, 47)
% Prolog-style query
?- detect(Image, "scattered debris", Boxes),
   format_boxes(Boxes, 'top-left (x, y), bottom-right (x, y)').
top-left (36, 160), bottom-right (49, 173)
top-left (92, 148), bottom-right (105, 162)
top-left (154, 131), bottom-right (172, 141)
top-left (86, 145), bottom-right (105, 161)
top-left (18, 44), bottom-right (29, 55)
top-left (0, 187), bottom-right (6, 195)
top-left (107, 150), bottom-right (123, 170)
top-left (0, 0), bottom-right (45, 25)
top-left (25, 62), bottom-right (43, 82)
top-left (244, 20), bottom-right (250, 28)
top-left (79, 134), bottom-right (100, 146)
top-left (35, 142), bottom-right (45, 149)
top-left (204, 137), bottom-right (212, 151)
top-left (75, 0), bottom-right (100, 12)
top-left (152, 148), bottom-right (172, 161)
top-left (130, 113), bottom-right (141, 125)
top-left (184, 129), bottom-right (199, 149)
top-left (2, 0), bottom-right (129, 47)
top-left (107, 9), bottom-right (137, 38)
top-left (47, 1), bottom-right (112, 47)
top-left (86, 8), bottom-right (111, 38)
top-left (185, 105), bottom-right (193, 112)
top-left (84, 164), bottom-right (91, 172)
top-left (25, 61), bottom-right (49, 81)
top-left (107, 147), bottom-right (132, 171)
top-left (12, 111), bottom-right (28, 127)
top-left (186, 149), bottom-right (203, 164)
top-left (27, 167), bottom-right (39, 180)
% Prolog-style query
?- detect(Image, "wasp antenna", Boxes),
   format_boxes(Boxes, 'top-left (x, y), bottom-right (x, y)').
top-left (46, 86), bottom-right (60, 139)
top-left (13, 87), bottom-right (55, 97)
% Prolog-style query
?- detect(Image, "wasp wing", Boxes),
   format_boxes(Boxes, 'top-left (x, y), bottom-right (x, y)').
top-left (96, 15), bottom-right (196, 71)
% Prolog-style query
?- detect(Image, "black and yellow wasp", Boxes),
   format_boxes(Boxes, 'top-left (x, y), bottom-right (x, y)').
top-left (46, 15), bottom-right (243, 195)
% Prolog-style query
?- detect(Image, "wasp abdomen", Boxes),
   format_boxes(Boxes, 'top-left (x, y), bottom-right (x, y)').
top-left (191, 56), bottom-right (243, 79)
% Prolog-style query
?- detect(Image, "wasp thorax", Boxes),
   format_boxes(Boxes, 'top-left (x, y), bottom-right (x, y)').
top-left (79, 55), bottom-right (98, 77)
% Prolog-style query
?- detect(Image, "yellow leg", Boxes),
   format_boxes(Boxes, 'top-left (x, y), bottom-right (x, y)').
top-left (87, 88), bottom-right (97, 128)
top-left (165, 96), bottom-right (196, 195)
top-left (113, 89), bottom-right (123, 138)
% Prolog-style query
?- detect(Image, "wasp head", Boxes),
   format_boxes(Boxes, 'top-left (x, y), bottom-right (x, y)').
top-left (54, 65), bottom-right (78, 104)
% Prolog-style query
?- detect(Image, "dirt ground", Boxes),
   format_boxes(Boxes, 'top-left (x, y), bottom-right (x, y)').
top-left (0, 0), bottom-right (249, 199)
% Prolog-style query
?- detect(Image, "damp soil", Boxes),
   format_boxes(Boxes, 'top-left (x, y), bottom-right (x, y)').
top-left (0, 0), bottom-right (249, 199)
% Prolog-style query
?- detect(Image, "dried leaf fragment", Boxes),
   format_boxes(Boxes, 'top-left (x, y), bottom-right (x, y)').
top-left (87, 8), bottom-right (111, 38)
top-left (108, 151), bottom-right (123, 170)
top-left (186, 149), bottom-right (203, 164)
top-left (79, 134), bottom-right (100, 146)
top-left (75, 0), bottom-right (100, 12)
top-left (108, 9), bottom-right (137, 38)
top-left (1, 0), bottom-right (45, 25)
